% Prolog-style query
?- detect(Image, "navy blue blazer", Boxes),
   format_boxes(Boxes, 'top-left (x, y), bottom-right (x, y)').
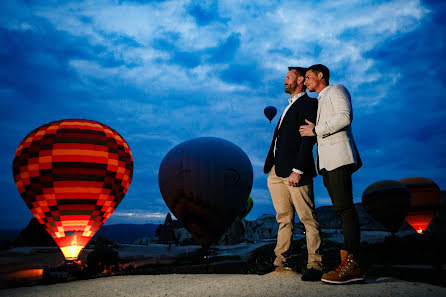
top-left (264, 93), bottom-right (318, 186)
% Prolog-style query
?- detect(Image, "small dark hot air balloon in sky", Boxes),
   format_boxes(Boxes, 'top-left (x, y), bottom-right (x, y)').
top-left (12, 119), bottom-right (133, 260)
top-left (362, 180), bottom-right (410, 234)
top-left (264, 106), bottom-right (277, 122)
top-left (400, 177), bottom-right (441, 234)
top-left (158, 137), bottom-right (253, 248)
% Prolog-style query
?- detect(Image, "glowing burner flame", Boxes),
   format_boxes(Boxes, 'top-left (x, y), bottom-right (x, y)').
top-left (71, 244), bottom-right (77, 257)
top-left (60, 243), bottom-right (83, 260)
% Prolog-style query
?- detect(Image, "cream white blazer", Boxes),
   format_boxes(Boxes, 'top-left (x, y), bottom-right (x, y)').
top-left (314, 85), bottom-right (360, 172)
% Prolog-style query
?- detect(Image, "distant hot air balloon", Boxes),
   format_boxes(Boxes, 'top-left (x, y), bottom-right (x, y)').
top-left (12, 119), bottom-right (133, 260)
top-left (241, 196), bottom-right (254, 218)
top-left (400, 177), bottom-right (441, 234)
top-left (362, 180), bottom-right (410, 234)
top-left (158, 137), bottom-right (253, 247)
top-left (264, 106), bottom-right (277, 122)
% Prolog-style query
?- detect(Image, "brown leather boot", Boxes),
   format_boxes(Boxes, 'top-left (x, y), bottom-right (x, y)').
top-left (321, 250), bottom-right (364, 284)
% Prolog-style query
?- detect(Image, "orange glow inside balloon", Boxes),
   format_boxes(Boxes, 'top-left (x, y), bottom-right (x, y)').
top-left (405, 211), bottom-right (436, 234)
top-left (13, 119), bottom-right (133, 260)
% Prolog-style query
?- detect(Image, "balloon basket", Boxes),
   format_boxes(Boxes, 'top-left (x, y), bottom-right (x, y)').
top-left (202, 247), bottom-right (218, 259)
top-left (381, 233), bottom-right (403, 271)
top-left (42, 259), bottom-right (87, 282)
top-left (64, 259), bottom-right (83, 266)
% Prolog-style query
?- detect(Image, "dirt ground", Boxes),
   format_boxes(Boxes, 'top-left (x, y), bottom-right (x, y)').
top-left (1, 272), bottom-right (445, 297)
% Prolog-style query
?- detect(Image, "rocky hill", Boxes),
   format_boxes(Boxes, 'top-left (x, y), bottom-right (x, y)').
top-left (94, 223), bottom-right (159, 243)
top-left (156, 194), bottom-right (446, 245)
top-left (8, 191), bottom-right (445, 246)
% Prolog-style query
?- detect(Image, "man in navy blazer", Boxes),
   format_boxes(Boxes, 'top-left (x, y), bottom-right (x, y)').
top-left (264, 67), bottom-right (323, 281)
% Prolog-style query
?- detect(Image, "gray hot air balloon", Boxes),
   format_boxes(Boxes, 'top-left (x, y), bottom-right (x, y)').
top-left (362, 180), bottom-right (410, 234)
top-left (158, 137), bottom-right (253, 247)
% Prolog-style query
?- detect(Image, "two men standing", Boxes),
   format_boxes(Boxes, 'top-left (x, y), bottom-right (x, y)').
top-left (265, 64), bottom-right (363, 284)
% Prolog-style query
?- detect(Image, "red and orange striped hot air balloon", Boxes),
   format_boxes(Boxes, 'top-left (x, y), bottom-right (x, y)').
top-left (400, 177), bottom-right (441, 234)
top-left (12, 119), bottom-right (133, 260)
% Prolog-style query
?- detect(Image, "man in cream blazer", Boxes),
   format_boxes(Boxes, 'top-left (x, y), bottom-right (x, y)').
top-left (299, 64), bottom-right (363, 285)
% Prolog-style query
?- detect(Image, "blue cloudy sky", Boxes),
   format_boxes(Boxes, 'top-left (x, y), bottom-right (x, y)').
top-left (1, 0), bottom-right (445, 229)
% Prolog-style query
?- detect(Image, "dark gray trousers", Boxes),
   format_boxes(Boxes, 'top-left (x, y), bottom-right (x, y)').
top-left (321, 165), bottom-right (360, 255)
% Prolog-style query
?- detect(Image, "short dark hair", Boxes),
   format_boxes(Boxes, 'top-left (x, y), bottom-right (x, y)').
top-left (288, 66), bottom-right (307, 91)
top-left (307, 64), bottom-right (330, 84)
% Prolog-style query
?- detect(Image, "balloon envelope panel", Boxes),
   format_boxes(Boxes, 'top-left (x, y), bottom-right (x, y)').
top-left (158, 137), bottom-right (253, 247)
top-left (400, 177), bottom-right (441, 234)
top-left (362, 180), bottom-right (410, 234)
top-left (12, 119), bottom-right (133, 259)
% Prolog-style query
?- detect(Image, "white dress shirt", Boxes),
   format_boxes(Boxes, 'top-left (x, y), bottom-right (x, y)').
top-left (274, 92), bottom-right (306, 175)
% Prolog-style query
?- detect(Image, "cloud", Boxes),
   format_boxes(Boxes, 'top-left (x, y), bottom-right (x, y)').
top-left (186, 1), bottom-right (229, 26)
top-left (110, 209), bottom-right (166, 223)
top-left (0, 0), bottom-right (444, 229)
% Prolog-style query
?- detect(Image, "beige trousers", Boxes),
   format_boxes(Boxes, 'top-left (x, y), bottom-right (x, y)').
top-left (267, 166), bottom-right (322, 270)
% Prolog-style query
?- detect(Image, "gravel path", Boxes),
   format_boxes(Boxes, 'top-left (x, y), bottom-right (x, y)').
top-left (1, 271), bottom-right (445, 297)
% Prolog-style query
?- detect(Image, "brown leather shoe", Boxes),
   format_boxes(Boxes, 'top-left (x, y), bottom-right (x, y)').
top-left (321, 250), bottom-right (364, 284)
top-left (274, 266), bottom-right (293, 272)
top-left (275, 263), bottom-right (294, 273)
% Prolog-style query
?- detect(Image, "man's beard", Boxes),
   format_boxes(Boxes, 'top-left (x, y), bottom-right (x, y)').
top-left (284, 86), bottom-right (294, 94)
